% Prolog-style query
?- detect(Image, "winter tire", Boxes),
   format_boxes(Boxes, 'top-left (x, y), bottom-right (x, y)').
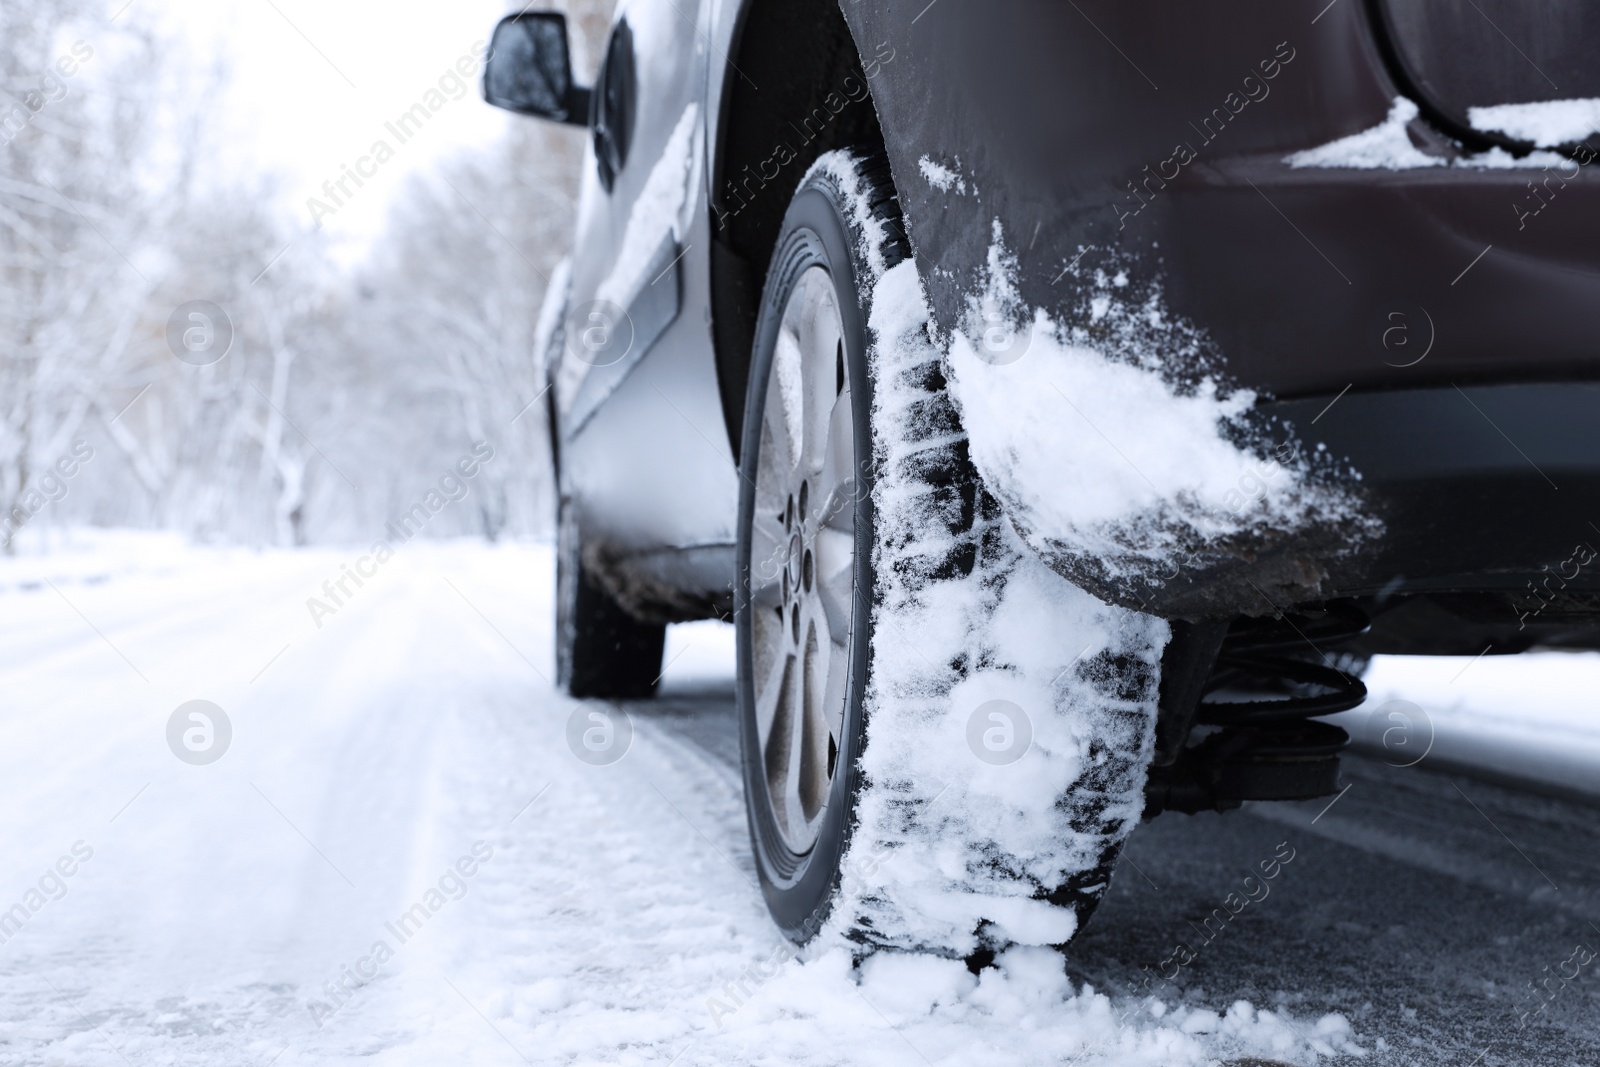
top-left (736, 151), bottom-right (1169, 956)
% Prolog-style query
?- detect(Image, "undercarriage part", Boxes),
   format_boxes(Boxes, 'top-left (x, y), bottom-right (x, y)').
top-left (1349, 590), bottom-right (1595, 657)
top-left (1145, 721), bottom-right (1351, 816)
top-left (1151, 620), bottom-right (1230, 768)
top-left (583, 540), bottom-right (736, 625)
top-left (1145, 601), bottom-right (1370, 816)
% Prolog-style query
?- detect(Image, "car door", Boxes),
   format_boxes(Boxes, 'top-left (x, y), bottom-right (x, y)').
top-left (555, 0), bottom-right (738, 612)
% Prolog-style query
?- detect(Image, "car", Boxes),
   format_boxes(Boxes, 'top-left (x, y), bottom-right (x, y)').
top-left (481, 0), bottom-right (1600, 959)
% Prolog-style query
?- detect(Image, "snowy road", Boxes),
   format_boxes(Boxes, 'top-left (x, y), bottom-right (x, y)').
top-left (1, 534), bottom-right (1596, 1066)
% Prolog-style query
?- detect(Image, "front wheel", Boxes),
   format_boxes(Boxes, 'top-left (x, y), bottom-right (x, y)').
top-left (735, 152), bottom-right (1169, 956)
top-left (735, 156), bottom-right (882, 942)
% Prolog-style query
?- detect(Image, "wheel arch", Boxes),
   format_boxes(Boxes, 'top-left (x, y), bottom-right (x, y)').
top-left (708, 0), bottom-right (890, 461)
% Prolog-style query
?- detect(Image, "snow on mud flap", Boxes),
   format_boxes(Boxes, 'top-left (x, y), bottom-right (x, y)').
top-left (736, 150), bottom-right (1168, 960)
top-left (939, 227), bottom-right (1379, 621)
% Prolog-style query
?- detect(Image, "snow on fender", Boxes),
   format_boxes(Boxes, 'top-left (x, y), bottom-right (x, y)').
top-left (944, 227), bottom-right (1379, 618)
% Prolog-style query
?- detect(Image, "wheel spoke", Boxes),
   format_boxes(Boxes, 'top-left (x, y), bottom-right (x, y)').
top-left (749, 511), bottom-right (787, 609)
top-left (813, 527), bottom-right (854, 639)
top-left (781, 644), bottom-right (809, 842)
top-left (795, 272), bottom-right (842, 479)
top-left (816, 386), bottom-right (857, 532)
top-left (799, 622), bottom-right (827, 823)
top-left (768, 325), bottom-right (805, 481)
top-left (753, 630), bottom-right (789, 752)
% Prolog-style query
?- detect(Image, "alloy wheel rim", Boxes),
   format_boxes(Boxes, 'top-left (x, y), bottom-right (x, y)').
top-left (750, 265), bottom-right (858, 855)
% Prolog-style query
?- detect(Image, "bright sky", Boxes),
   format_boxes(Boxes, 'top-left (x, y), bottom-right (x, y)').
top-left (128, 0), bottom-right (522, 264)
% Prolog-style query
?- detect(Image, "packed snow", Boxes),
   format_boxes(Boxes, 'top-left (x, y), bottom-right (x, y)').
top-left (0, 529), bottom-right (1380, 1066)
top-left (1287, 96), bottom-right (1583, 171)
top-left (917, 155), bottom-right (968, 194)
top-left (940, 223), bottom-right (1374, 596)
top-left (1285, 97), bottom-right (1442, 170)
top-left (1469, 97), bottom-right (1600, 148)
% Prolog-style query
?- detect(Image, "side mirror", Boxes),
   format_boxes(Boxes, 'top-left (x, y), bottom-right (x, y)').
top-left (482, 12), bottom-right (591, 125)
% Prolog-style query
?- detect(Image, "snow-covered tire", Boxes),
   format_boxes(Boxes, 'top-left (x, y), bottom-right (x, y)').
top-left (735, 151), bottom-right (1170, 957)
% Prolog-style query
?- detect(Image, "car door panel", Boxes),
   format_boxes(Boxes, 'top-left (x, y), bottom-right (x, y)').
top-left (559, 0), bottom-right (738, 605)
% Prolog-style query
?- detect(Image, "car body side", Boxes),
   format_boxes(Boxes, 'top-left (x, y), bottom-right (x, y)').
top-left (549, 0), bottom-right (1600, 649)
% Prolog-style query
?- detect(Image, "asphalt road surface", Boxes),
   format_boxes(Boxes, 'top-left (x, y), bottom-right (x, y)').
top-left (646, 678), bottom-right (1600, 1067)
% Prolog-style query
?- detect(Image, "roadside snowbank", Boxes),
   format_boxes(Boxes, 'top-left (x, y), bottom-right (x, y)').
top-left (1333, 651), bottom-right (1600, 801)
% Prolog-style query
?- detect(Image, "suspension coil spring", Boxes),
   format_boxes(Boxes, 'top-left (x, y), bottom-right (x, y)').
top-left (1145, 601), bottom-right (1372, 816)
top-left (1197, 599), bottom-right (1371, 726)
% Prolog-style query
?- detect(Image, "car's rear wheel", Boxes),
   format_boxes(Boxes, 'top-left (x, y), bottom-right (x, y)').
top-left (736, 153), bottom-right (1168, 956)
top-left (555, 501), bottom-right (665, 699)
